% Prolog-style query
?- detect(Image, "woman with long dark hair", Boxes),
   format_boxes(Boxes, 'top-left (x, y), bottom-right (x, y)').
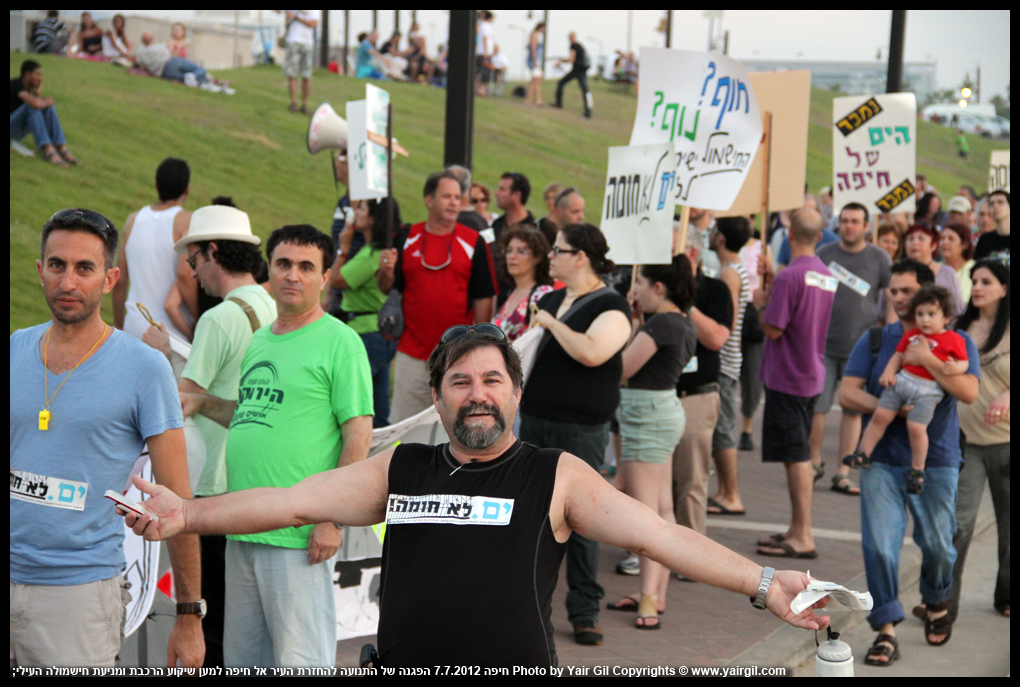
top-left (333, 197), bottom-right (401, 427)
top-left (520, 223), bottom-right (632, 645)
top-left (526, 22), bottom-right (546, 107)
top-left (609, 255), bottom-right (697, 630)
top-left (947, 259), bottom-right (1010, 619)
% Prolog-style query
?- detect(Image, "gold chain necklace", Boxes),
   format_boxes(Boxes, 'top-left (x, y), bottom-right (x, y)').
top-left (40, 324), bottom-right (108, 430)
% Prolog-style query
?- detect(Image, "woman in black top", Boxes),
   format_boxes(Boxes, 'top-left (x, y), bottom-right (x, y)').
top-left (519, 223), bottom-right (631, 643)
top-left (612, 255), bottom-right (697, 630)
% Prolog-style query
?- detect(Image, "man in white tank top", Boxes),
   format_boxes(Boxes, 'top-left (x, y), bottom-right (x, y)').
top-left (113, 158), bottom-right (194, 341)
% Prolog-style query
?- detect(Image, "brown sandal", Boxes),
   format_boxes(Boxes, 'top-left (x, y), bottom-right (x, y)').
top-left (864, 634), bottom-right (900, 666)
top-left (925, 599), bottom-right (953, 646)
top-left (45, 149), bottom-right (69, 167)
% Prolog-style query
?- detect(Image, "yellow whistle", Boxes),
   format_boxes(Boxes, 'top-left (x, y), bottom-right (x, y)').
top-left (39, 409), bottom-right (51, 431)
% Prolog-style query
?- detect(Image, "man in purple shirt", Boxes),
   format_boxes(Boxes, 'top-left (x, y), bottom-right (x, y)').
top-left (752, 208), bottom-right (836, 559)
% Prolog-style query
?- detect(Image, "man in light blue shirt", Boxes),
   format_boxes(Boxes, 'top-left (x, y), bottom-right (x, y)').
top-left (10, 209), bottom-right (204, 667)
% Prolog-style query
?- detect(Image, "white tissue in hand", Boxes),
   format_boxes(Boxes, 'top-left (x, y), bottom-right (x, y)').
top-left (790, 572), bottom-right (874, 614)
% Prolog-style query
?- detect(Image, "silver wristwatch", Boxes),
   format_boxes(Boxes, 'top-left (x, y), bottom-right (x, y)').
top-left (750, 567), bottom-right (775, 610)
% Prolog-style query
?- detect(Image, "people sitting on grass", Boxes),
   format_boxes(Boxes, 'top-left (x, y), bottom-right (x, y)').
top-left (10, 60), bottom-right (79, 167)
top-left (102, 14), bottom-right (134, 65)
top-left (75, 12), bottom-right (104, 57)
top-left (167, 23), bottom-right (191, 58)
top-left (135, 33), bottom-right (232, 93)
top-left (355, 31), bottom-right (385, 80)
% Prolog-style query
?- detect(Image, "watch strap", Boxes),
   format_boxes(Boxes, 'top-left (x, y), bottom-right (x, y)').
top-left (750, 567), bottom-right (775, 610)
top-left (176, 600), bottom-right (207, 618)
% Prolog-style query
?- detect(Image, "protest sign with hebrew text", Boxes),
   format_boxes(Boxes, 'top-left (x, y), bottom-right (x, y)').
top-left (600, 142), bottom-right (676, 265)
top-left (630, 48), bottom-right (762, 211)
top-left (832, 93), bottom-right (916, 215)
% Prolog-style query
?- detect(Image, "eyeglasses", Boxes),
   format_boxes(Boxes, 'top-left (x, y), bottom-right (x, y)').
top-left (470, 197), bottom-right (487, 205)
top-left (185, 251), bottom-right (202, 269)
top-left (440, 323), bottom-right (507, 345)
top-left (47, 209), bottom-right (115, 237)
top-left (503, 246), bottom-right (533, 257)
top-left (550, 246), bottom-right (579, 256)
top-left (421, 231), bottom-right (453, 270)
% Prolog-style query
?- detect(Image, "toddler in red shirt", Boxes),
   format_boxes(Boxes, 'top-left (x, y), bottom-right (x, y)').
top-left (844, 285), bottom-right (968, 493)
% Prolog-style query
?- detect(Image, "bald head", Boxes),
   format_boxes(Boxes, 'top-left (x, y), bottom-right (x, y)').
top-left (789, 208), bottom-right (824, 248)
top-left (141, 31), bottom-right (154, 45)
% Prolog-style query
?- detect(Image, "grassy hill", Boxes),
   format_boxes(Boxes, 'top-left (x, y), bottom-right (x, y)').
top-left (9, 54), bottom-right (1008, 332)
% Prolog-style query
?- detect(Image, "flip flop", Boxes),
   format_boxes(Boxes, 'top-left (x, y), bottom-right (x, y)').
top-left (607, 596), bottom-right (666, 615)
top-left (813, 461), bottom-right (826, 484)
top-left (756, 542), bottom-right (818, 559)
top-left (707, 497), bottom-right (746, 516)
top-left (635, 595), bottom-right (661, 630)
top-left (756, 533), bottom-right (787, 548)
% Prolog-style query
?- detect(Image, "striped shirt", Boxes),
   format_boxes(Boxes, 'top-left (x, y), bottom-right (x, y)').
top-left (719, 261), bottom-right (750, 381)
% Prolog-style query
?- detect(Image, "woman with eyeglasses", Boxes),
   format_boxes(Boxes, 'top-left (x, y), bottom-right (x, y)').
top-left (519, 223), bottom-right (632, 645)
top-left (469, 183), bottom-right (495, 227)
top-left (610, 255), bottom-right (697, 630)
top-left (331, 197), bottom-right (400, 427)
top-left (492, 226), bottom-right (555, 343)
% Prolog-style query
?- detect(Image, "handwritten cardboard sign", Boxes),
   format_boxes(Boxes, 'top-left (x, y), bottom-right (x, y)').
top-left (716, 70), bottom-right (811, 217)
top-left (630, 48), bottom-right (762, 211)
top-left (600, 142), bottom-right (676, 265)
top-left (832, 93), bottom-right (916, 215)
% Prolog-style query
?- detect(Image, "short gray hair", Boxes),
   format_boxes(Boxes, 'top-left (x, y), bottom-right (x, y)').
top-left (680, 221), bottom-right (706, 264)
top-left (444, 164), bottom-right (471, 195)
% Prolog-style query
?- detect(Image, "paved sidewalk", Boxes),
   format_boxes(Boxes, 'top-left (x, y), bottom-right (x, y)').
top-left (336, 406), bottom-right (1008, 675)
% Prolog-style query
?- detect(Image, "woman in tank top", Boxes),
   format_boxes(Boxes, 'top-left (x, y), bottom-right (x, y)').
top-left (609, 255), bottom-right (697, 630)
top-left (526, 22), bottom-right (545, 107)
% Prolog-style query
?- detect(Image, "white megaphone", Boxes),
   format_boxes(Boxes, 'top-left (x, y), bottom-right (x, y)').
top-left (307, 102), bottom-right (348, 154)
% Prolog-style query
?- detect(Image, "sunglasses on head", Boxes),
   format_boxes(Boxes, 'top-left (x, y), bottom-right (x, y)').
top-left (47, 209), bottom-right (115, 237)
top-left (439, 323), bottom-right (507, 345)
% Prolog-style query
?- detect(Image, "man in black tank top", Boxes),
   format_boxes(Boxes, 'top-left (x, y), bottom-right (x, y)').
top-left (118, 327), bottom-right (833, 668)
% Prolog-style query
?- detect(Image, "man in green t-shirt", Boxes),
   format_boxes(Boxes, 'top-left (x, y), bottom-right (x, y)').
top-left (144, 204), bottom-right (276, 667)
top-left (181, 224), bottom-right (373, 668)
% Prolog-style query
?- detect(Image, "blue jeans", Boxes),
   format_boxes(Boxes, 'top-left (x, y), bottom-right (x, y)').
top-left (163, 56), bottom-right (207, 83)
top-left (361, 331), bottom-right (397, 428)
top-left (519, 413), bottom-right (608, 625)
top-left (860, 463), bottom-right (958, 629)
top-left (10, 103), bottom-right (66, 149)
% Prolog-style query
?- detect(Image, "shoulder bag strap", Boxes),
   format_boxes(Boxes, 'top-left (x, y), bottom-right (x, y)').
top-left (227, 297), bottom-right (261, 334)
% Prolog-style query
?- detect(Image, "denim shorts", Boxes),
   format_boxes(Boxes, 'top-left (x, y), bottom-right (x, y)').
top-left (878, 371), bottom-right (945, 425)
top-left (617, 388), bottom-right (686, 465)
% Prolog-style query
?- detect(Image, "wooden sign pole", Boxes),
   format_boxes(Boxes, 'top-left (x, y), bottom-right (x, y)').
top-left (385, 102), bottom-right (395, 249)
top-left (760, 110), bottom-right (774, 265)
top-left (675, 205), bottom-right (691, 257)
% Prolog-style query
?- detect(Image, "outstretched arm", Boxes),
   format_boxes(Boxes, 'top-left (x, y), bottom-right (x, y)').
top-left (119, 448), bottom-right (394, 542)
top-left (552, 454), bottom-right (829, 630)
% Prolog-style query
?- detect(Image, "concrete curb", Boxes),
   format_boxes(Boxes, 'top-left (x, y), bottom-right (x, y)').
top-left (726, 504), bottom-right (997, 672)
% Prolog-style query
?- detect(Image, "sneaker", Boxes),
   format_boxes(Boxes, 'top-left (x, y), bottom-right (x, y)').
top-left (183, 72), bottom-right (198, 88)
top-left (573, 621), bottom-right (603, 646)
top-left (616, 554), bottom-right (640, 576)
top-left (200, 81), bottom-right (222, 93)
top-left (738, 432), bottom-right (754, 451)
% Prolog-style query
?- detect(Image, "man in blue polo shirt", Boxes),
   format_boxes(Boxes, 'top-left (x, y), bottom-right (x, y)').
top-left (839, 258), bottom-right (979, 666)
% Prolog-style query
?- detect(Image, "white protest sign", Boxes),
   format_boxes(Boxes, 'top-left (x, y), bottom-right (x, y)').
top-left (600, 142), bottom-right (676, 265)
top-left (989, 150), bottom-right (1010, 192)
top-left (630, 48), bottom-right (762, 211)
top-left (347, 100), bottom-right (382, 202)
top-left (832, 93), bottom-right (916, 216)
top-left (365, 83), bottom-right (391, 197)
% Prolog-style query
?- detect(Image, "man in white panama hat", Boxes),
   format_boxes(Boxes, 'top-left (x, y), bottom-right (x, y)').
top-left (143, 204), bottom-right (276, 667)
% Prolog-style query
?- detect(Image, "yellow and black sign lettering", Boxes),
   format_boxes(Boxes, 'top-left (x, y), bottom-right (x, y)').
top-left (875, 178), bottom-right (915, 211)
top-left (835, 97), bottom-right (884, 137)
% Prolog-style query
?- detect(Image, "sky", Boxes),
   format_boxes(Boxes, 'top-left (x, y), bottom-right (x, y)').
top-left (102, 10), bottom-right (1010, 102)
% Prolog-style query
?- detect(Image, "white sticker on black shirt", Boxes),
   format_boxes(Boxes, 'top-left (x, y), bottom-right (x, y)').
top-left (828, 261), bottom-right (871, 297)
top-left (386, 494), bottom-right (514, 526)
top-left (10, 468), bottom-right (88, 511)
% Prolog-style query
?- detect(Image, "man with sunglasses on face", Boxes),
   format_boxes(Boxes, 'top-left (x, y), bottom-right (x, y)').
top-left (378, 170), bottom-right (498, 424)
top-left (118, 324), bottom-right (831, 668)
top-left (11, 209), bottom-right (204, 668)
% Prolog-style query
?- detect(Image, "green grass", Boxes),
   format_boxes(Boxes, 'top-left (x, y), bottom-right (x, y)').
top-left (9, 55), bottom-right (1008, 332)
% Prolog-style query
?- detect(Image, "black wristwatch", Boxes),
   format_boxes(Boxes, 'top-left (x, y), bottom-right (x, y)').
top-left (177, 599), bottom-right (207, 618)
top-left (750, 567), bottom-right (775, 610)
